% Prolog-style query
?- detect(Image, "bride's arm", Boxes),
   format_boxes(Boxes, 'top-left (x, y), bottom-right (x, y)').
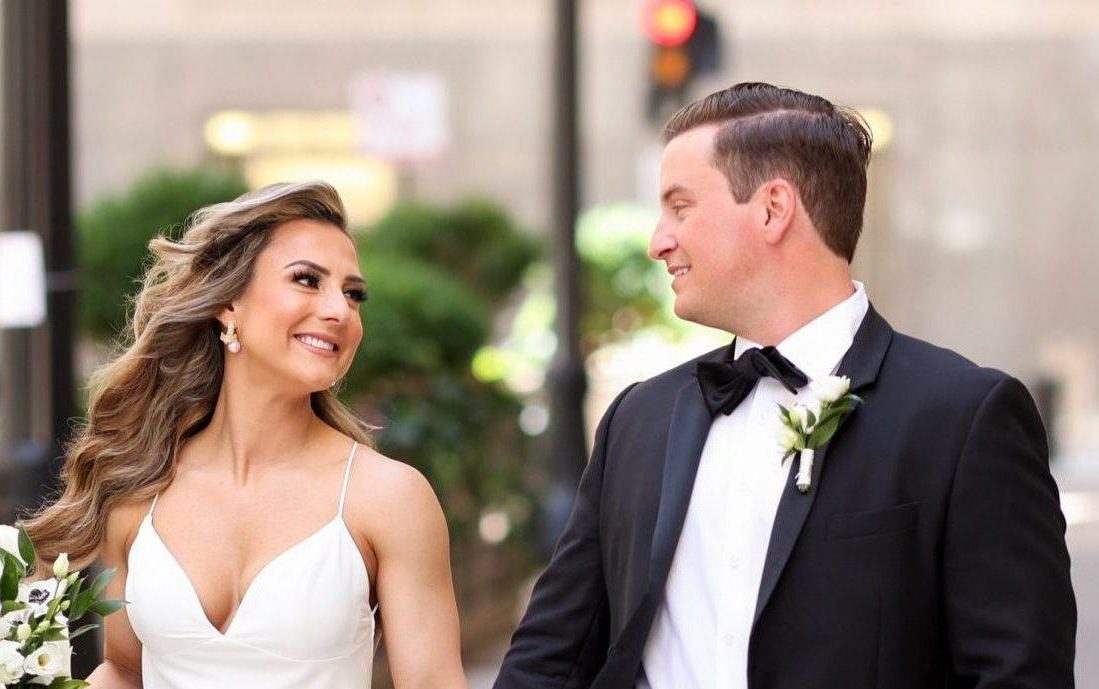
top-left (86, 660), bottom-right (141, 689)
top-left (86, 502), bottom-right (144, 688)
top-left (348, 452), bottom-right (467, 689)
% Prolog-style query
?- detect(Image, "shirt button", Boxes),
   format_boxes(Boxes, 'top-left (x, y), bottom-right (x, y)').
top-left (723, 632), bottom-right (736, 647)
top-left (729, 553), bottom-right (741, 568)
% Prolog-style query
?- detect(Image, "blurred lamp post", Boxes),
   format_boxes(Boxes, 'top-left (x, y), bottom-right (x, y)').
top-left (542, 0), bottom-right (587, 556)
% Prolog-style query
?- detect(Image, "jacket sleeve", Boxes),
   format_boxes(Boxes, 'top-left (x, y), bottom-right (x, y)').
top-left (494, 384), bottom-right (636, 689)
top-left (944, 375), bottom-right (1076, 688)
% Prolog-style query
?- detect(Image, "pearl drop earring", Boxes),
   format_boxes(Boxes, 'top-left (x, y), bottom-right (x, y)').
top-left (220, 321), bottom-right (241, 353)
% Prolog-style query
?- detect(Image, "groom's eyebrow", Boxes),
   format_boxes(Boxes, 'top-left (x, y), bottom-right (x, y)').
top-left (662, 185), bottom-right (689, 204)
top-left (284, 259), bottom-right (365, 285)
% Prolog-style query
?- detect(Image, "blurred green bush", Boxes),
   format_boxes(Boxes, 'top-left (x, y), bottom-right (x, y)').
top-left (351, 199), bottom-right (541, 541)
top-left (78, 167), bottom-right (248, 340)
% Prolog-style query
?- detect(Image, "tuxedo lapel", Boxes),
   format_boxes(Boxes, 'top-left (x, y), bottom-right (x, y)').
top-left (753, 306), bottom-right (894, 626)
top-left (645, 374), bottom-right (716, 602)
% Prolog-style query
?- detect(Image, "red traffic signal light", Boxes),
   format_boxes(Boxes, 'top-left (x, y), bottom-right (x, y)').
top-left (644, 7), bottom-right (722, 125)
top-left (640, 0), bottom-right (698, 48)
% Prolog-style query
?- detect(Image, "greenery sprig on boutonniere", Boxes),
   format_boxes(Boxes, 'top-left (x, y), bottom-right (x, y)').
top-left (777, 375), bottom-right (862, 494)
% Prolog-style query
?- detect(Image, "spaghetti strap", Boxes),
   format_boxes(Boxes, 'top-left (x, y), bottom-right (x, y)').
top-left (336, 441), bottom-right (358, 517)
top-left (148, 492), bottom-right (160, 518)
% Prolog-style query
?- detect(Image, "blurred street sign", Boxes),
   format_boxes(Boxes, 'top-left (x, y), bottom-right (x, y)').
top-left (0, 231), bottom-right (46, 328)
top-left (349, 72), bottom-right (449, 164)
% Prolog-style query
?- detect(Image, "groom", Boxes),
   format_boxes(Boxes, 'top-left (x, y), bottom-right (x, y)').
top-left (494, 82), bottom-right (1075, 689)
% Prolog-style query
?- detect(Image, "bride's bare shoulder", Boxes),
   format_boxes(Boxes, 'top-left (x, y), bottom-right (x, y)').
top-left (344, 443), bottom-right (447, 545)
top-left (101, 497), bottom-right (154, 565)
top-left (348, 444), bottom-right (438, 506)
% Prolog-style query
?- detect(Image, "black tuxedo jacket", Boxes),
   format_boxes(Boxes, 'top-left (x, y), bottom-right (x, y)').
top-left (494, 307), bottom-right (1075, 689)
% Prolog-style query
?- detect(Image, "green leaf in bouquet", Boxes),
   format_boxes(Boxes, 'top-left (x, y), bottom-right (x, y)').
top-left (69, 568), bottom-right (115, 621)
top-left (87, 599), bottom-right (126, 617)
top-left (46, 592), bottom-right (64, 619)
top-left (69, 622), bottom-right (100, 640)
top-left (46, 678), bottom-right (91, 689)
top-left (69, 590), bottom-right (93, 621)
top-left (66, 575), bottom-right (85, 608)
top-left (1, 600), bottom-right (27, 615)
top-left (1, 549), bottom-right (23, 601)
top-left (43, 626), bottom-right (70, 642)
top-left (17, 526), bottom-right (36, 571)
top-left (86, 568), bottom-right (115, 600)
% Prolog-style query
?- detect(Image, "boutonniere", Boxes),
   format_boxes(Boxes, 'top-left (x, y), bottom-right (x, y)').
top-left (777, 375), bottom-right (862, 494)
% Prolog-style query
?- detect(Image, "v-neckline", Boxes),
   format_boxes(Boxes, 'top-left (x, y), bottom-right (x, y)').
top-left (142, 513), bottom-right (345, 637)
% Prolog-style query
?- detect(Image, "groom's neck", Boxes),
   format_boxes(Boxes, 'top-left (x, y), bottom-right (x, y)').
top-left (723, 267), bottom-right (856, 346)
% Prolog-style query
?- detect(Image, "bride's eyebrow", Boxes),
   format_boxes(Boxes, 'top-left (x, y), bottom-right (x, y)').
top-left (283, 259), bottom-right (365, 285)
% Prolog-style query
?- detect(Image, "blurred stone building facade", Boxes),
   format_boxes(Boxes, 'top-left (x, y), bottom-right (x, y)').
top-left (70, 0), bottom-right (1099, 459)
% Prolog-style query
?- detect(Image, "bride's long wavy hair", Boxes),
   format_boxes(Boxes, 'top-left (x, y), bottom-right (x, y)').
top-left (23, 181), bottom-right (374, 569)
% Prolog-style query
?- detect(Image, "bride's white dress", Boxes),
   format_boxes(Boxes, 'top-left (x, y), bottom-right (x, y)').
top-left (125, 442), bottom-right (376, 689)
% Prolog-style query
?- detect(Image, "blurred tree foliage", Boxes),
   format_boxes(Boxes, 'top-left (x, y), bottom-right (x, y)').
top-left (78, 167), bottom-right (248, 340)
top-left (364, 199), bottom-right (540, 302)
top-left (576, 203), bottom-right (677, 349)
top-left (350, 199), bottom-right (541, 543)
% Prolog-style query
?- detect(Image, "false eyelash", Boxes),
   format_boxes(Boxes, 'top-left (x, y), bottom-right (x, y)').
top-left (291, 269), bottom-right (321, 288)
top-left (345, 288), bottom-right (368, 303)
top-left (292, 269), bottom-right (367, 303)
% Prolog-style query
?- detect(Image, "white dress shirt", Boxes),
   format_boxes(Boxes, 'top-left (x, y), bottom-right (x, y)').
top-left (637, 282), bottom-right (869, 689)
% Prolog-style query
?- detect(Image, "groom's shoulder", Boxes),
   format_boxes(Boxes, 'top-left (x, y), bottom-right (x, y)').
top-left (611, 345), bottom-right (723, 409)
top-left (884, 328), bottom-right (1016, 395)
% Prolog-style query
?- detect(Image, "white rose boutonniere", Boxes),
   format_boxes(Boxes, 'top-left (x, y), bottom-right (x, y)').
top-left (777, 375), bottom-right (862, 494)
top-left (808, 375), bottom-right (850, 404)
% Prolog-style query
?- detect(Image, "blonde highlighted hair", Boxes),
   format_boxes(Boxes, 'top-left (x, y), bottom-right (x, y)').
top-left (23, 181), bottom-right (373, 568)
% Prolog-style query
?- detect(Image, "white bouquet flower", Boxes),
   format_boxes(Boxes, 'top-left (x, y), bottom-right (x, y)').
top-left (0, 524), bottom-right (124, 688)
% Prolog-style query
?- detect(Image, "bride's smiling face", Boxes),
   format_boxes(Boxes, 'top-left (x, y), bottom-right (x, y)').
top-left (221, 218), bottom-right (366, 394)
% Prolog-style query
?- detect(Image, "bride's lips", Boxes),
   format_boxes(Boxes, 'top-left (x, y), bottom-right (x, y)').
top-left (293, 333), bottom-right (340, 357)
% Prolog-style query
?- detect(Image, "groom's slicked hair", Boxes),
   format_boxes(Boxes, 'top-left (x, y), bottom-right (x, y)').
top-left (664, 82), bottom-right (873, 262)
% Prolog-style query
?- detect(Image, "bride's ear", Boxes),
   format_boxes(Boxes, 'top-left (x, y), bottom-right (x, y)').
top-left (216, 304), bottom-right (236, 329)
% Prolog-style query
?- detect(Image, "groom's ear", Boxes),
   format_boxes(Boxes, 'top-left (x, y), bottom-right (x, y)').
top-left (757, 178), bottom-right (796, 244)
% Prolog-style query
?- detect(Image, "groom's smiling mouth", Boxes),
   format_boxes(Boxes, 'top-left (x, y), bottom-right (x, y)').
top-left (668, 264), bottom-right (691, 278)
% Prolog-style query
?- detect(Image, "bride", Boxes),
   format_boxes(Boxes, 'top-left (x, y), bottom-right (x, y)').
top-left (23, 182), bottom-right (467, 688)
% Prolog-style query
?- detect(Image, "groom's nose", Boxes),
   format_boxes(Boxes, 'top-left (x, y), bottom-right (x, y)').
top-left (649, 222), bottom-right (676, 261)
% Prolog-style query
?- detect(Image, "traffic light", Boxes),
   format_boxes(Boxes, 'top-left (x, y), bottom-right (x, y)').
top-left (641, 0), bottom-right (722, 125)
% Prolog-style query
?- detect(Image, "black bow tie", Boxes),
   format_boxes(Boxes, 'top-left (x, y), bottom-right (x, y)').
top-left (696, 345), bottom-right (809, 417)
